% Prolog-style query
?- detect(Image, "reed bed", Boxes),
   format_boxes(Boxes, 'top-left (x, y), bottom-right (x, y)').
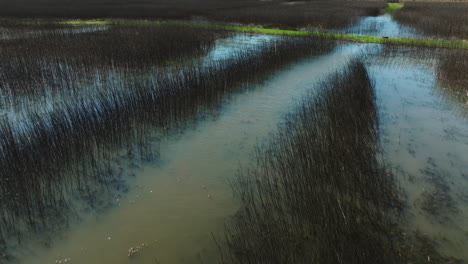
top-left (220, 60), bottom-right (403, 263)
top-left (436, 49), bottom-right (468, 109)
top-left (0, 0), bottom-right (386, 30)
top-left (0, 35), bottom-right (335, 260)
top-left (0, 23), bottom-right (221, 98)
top-left (207, 1), bottom-right (386, 29)
top-left (0, 0), bottom-right (272, 19)
top-left (393, 2), bottom-right (468, 40)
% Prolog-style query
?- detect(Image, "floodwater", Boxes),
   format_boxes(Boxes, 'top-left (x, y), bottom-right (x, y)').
top-left (7, 14), bottom-right (468, 264)
top-left (332, 13), bottom-right (422, 38)
top-left (373, 60), bottom-right (468, 260)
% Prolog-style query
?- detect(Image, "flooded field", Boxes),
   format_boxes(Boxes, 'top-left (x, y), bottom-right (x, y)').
top-left (1, 11), bottom-right (467, 264)
top-left (374, 61), bottom-right (468, 261)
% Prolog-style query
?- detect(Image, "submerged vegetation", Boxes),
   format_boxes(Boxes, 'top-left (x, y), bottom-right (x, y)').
top-left (220, 61), bottom-right (403, 263)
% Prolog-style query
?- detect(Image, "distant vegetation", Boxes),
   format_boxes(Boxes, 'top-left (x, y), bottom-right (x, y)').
top-left (0, 24), bottom-right (220, 97)
top-left (393, 2), bottom-right (468, 39)
top-left (0, 0), bottom-right (265, 18)
top-left (0, 0), bottom-right (386, 29)
top-left (437, 49), bottom-right (468, 109)
top-left (203, 1), bottom-right (386, 29)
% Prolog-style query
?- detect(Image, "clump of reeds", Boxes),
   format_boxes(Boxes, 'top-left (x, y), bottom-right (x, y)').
top-left (220, 60), bottom-right (403, 263)
top-left (393, 2), bottom-right (468, 40)
top-left (436, 49), bottom-right (468, 109)
top-left (0, 34), bottom-right (335, 258)
top-left (0, 23), bottom-right (221, 97)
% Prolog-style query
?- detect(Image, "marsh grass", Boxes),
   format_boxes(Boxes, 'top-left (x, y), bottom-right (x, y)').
top-left (0, 0), bottom-right (268, 19)
top-left (436, 49), bottom-right (468, 110)
top-left (220, 60), bottom-right (403, 263)
top-left (0, 0), bottom-right (385, 30)
top-left (0, 23), bottom-right (221, 98)
top-left (205, 1), bottom-right (386, 29)
top-left (218, 57), bottom-right (462, 263)
top-left (393, 2), bottom-right (468, 40)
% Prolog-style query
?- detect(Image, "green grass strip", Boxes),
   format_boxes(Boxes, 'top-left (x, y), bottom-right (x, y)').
top-left (56, 19), bottom-right (468, 50)
top-left (385, 3), bottom-right (404, 12)
top-left (60, 20), bottom-right (111, 25)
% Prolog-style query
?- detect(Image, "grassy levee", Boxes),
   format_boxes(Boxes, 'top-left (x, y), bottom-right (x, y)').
top-left (56, 20), bottom-right (468, 50)
top-left (205, 24), bottom-right (468, 49)
top-left (385, 3), bottom-right (404, 12)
